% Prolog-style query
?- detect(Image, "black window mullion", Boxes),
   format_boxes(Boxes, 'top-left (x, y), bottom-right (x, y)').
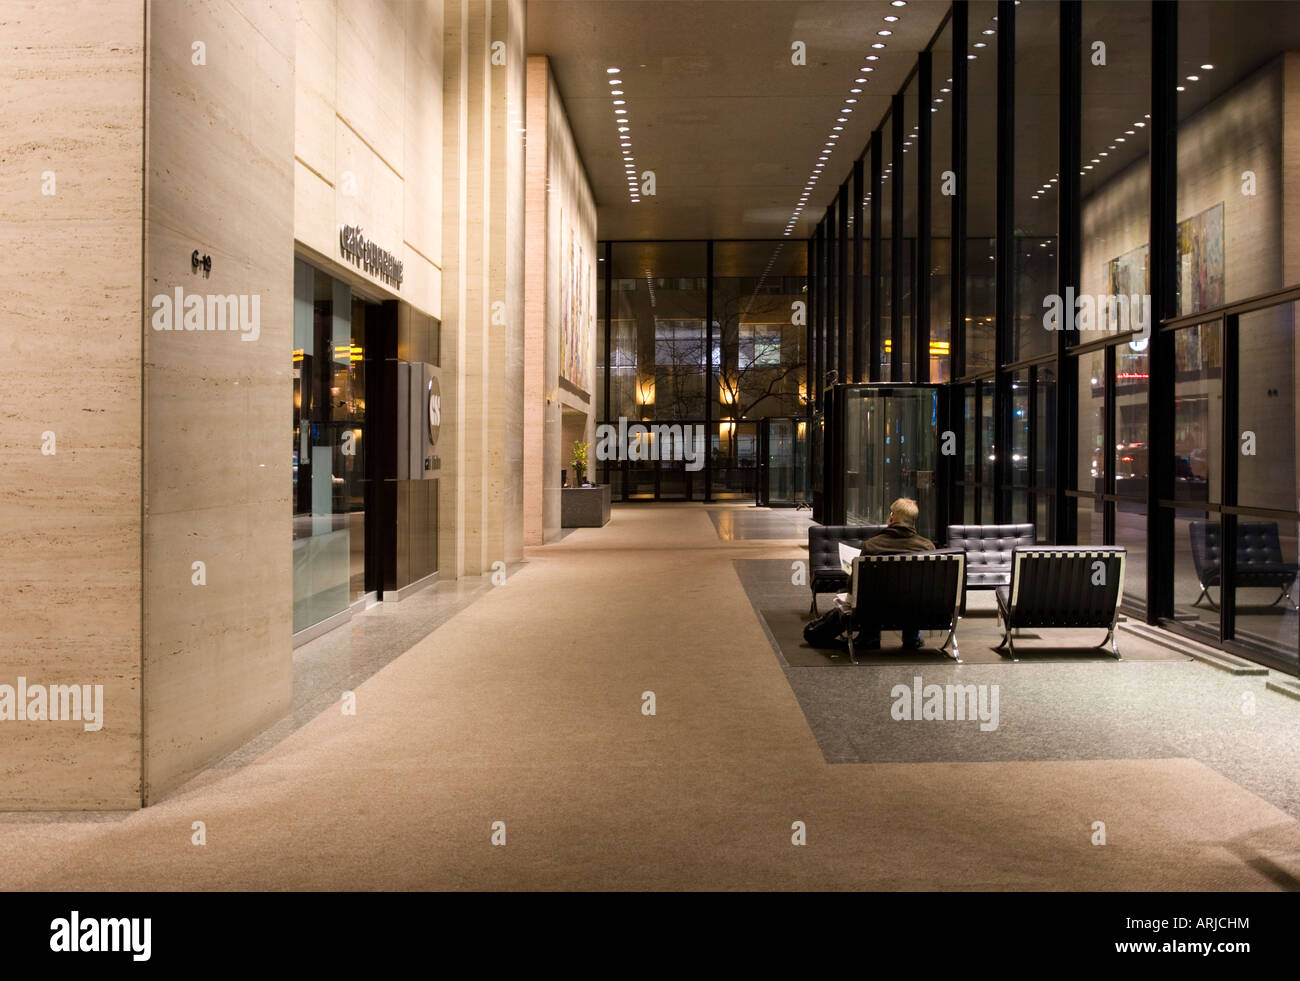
top-left (852, 158), bottom-right (865, 383)
top-left (891, 96), bottom-right (905, 383)
top-left (993, 0), bottom-right (1015, 523)
top-left (870, 130), bottom-right (884, 382)
top-left (1147, 0), bottom-right (1178, 622)
top-left (1222, 313), bottom-right (1240, 643)
top-left (916, 49), bottom-right (932, 385)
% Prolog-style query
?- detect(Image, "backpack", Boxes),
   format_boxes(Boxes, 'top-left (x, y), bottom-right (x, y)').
top-left (803, 607), bottom-right (850, 649)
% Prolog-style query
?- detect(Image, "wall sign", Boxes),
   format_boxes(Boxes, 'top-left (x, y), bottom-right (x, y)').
top-left (428, 374), bottom-right (441, 447)
top-left (339, 225), bottom-right (404, 289)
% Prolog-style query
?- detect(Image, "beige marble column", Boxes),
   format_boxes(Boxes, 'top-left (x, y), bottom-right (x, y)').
top-left (0, 0), bottom-right (145, 809)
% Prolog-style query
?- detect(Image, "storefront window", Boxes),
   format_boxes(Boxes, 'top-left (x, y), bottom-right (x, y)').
top-left (293, 260), bottom-right (367, 633)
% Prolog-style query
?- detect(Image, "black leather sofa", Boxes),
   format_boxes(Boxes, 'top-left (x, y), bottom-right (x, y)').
top-left (994, 546), bottom-right (1127, 660)
top-left (844, 549), bottom-right (966, 663)
top-left (807, 524), bottom-right (885, 615)
top-left (1188, 520), bottom-right (1299, 610)
top-left (946, 523), bottom-right (1036, 611)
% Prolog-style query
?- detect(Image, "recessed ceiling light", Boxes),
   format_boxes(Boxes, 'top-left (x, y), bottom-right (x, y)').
top-left (983, 29), bottom-right (996, 35)
top-left (1201, 63), bottom-right (1214, 70)
top-left (878, 30), bottom-right (893, 37)
top-left (613, 100), bottom-right (625, 105)
top-left (1099, 152), bottom-right (1108, 157)
top-left (884, 14), bottom-right (899, 22)
top-left (1176, 85), bottom-right (1185, 92)
top-left (845, 98), bottom-right (857, 104)
top-left (606, 67), bottom-right (620, 74)
top-left (837, 117), bottom-right (847, 122)
top-left (855, 77), bottom-right (867, 83)
top-left (614, 109), bottom-right (626, 114)
top-left (833, 126), bottom-right (843, 131)
top-left (866, 55), bottom-right (879, 61)
top-left (940, 87), bottom-right (951, 93)
top-left (1084, 165), bottom-right (1093, 170)
top-left (611, 89), bottom-right (623, 95)
top-left (1050, 178), bottom-right (1058, 182)
top-left (872, 42), bottom-right (886, 49)
top-left (892, 1), bottom-right (906, 6)
top-left (1115, 136), bottom-right (1125, 142)
top-left (968, 54), bottom-right (977, 60)
top-left (934, 98), bottom-right (943, 103)
top-left (1134, 121), bottom-right (1145, 127)
top-left (974, 41), bottom-right (987, 48)
top-left (1186, 75), bottom-right (1199, 82)
top-left (607, 79), bottom-right (620, 86)
top-left (850, 88), bottom-right (862, 93)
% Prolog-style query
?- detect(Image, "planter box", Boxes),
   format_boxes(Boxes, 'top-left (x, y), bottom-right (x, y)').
top-left (562, 484), bottom-right (611, 528)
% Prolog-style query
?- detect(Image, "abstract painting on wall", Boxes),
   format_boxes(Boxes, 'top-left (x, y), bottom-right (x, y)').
top-left (559, 214), bottom-right (592, 393)
top-left (1105, 201), bottom-right (1224, 371)
top-left (1176, 201), bottom-right (1224, 318)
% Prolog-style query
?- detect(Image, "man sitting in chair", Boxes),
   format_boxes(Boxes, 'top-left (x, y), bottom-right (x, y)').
top-left (834, 497), bottom-right (935, 650)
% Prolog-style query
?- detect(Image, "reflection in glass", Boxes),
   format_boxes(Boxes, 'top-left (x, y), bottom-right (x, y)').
top-left (1173, 322), bottom-right (1222, 504)
top-left (1237, 303), bottom-right (1297, 513)
top-left (1114, 338), bottom-right (1149, 501)
top-left (1077, 350), bottom-right (1105, 494)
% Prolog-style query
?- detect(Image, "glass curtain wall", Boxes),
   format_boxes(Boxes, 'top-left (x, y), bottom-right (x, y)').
top-left (596, 240), bottom-right (807, 502)
top-left (713, 241), bottom-right (808, 499)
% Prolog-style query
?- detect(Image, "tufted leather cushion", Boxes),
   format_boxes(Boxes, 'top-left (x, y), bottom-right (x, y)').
top-left (1189, 520), bottom-right (1300, 588)
top-left (999, 546), bottom-right (1126, 629)
top-left (808, 524), bottom-right (886, 592)
top-left (848, 549), bottom-right (966, 631)
top-left (946, 524), bottom-right (1036, 587)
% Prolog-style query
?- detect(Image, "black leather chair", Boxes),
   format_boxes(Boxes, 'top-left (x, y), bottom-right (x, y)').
top-left (994, 546), bottom-right (1126, 660)
top-left (1188, 520), bottom-right (1299, 610)
top-left (946, 524), bottom-right (1036, 610)
top-left (844, 549), bottom-right (966, 663)
top-left (807, 524), bottom-right (885, 615)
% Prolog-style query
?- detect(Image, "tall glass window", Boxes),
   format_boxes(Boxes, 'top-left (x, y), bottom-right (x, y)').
top-left (899, 75), bottom-right (919, 382)
top-left (1011, 0), bottom-right (1058, 364)
top-left (929, 19), bottom-right (954, 383)
top-left (1177, 3), bottom-right (1300, 313)
top-left (713, 241), bottom-right (808, 500)
top-left (964, 0), bottom-right (998, 373)
top-left (608, 242), bottom-right (707, 423)
top-left (879, 118), bottom-right (894, 379)
top-left (1080, 2), bottom-right (1151, 339)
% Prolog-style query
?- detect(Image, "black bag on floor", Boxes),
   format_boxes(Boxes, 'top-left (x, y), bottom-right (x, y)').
top-left (803, 607), bottom-right (849, 648)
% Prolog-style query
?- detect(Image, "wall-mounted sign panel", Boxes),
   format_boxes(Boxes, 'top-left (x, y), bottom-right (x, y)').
top-left (397, 361), bottom-right (441, 479)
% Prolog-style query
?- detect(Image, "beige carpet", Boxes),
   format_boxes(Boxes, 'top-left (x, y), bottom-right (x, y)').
top-left (2, 503), bottom-right (1298, 890)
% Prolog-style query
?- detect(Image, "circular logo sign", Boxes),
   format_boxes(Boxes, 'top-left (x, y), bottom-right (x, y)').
top-left (427, 375), bottom-right (441, 447)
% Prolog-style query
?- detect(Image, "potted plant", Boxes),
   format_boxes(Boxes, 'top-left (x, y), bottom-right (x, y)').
top-left (571, 440), bottom-right (590, 487)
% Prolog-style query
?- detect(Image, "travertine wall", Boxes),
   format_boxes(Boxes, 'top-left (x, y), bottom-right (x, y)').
top-left (524, 55), bottom-right (597, 545)
top-left (141, 0), bottom-right (296, 801)
top-left (0, 0), bottom-right (145, 809)
top-left (294, 0), bottom-right (443, 322)
top-left (439, 0), bottom-right (526, 576)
